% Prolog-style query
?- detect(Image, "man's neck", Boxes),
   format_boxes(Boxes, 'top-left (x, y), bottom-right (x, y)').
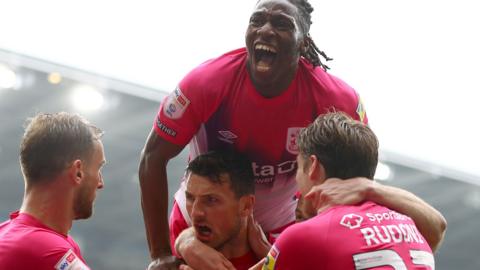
top-left (20, 185), bottom-right (73, 235)
top-left (218, 225), bottom-right (250, 260)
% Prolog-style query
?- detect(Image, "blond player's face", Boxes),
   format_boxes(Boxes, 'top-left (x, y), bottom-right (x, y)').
top-left (74, 140), bottom-right (105, 220)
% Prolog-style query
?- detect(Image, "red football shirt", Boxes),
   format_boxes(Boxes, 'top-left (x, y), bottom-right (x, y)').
top-left (155, 48), bottom-right (367, 232)
top-left (0, 211), bottom-right (90, 270)
top-left (262, 202), bottom-right (434, 270)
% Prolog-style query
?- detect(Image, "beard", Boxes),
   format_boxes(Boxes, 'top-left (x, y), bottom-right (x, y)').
top-left (212, 216), bottom-right (242, 251)
top-left (73, 183), bottom-right (94, 220)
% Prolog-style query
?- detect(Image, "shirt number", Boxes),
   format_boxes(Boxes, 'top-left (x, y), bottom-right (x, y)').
top-left (353, 249), bottom-right (434, 269)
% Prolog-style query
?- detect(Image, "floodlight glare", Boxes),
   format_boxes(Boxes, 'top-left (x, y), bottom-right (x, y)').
top-left (374, 162), bottom-right (392, 181)
top-left (71, 85), bottom-right (104, 111)
top-left (0, 64), bottom-right (17, 89)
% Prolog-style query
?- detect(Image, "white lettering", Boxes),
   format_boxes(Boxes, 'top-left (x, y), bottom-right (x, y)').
top-left (360, 227), bottom-right (379, 246)
top-left (366, 211), bottom-right (411, 223)
top-left (252, 160), bottom-right (296, 179)
top-left (387, 225), bottom-right (403, 243)
top-left (373, 226), bottom-right (392, 243)
top-left (362, 224), bottom-right (425, 246)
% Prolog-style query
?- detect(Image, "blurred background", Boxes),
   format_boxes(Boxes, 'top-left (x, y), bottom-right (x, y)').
top-left (1, 0), bottom-right (479, 269)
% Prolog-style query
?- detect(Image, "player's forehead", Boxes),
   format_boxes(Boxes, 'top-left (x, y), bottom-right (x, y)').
top-left (252, 0), bottom-right (299, 18)
top-left (186, 173), bottom-right (233, 196)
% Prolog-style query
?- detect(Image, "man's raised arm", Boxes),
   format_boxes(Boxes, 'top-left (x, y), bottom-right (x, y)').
top-left (139, 130), bottom-right (184, 269)
top-left (306, 177), bottom-right (447, 252)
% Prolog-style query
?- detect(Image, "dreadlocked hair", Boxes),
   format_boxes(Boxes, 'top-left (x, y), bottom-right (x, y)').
top-left (288, 0), bottom-right (333, 70)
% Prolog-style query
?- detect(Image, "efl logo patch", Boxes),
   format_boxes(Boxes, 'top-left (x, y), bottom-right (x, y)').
top-left (286, 127), bottom-right (302, 155)
top-left (356, 95), bottom-right (366, 123)
top-left (262, 245), bottom-right (280, 270)
top-left (163, 87), bottom-right (190, 119)
top-left (55, 249), bottom-right (89, 270)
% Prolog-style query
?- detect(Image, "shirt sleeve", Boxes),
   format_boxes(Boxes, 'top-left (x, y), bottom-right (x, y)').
top-left (155, 60), bottom-right (231, 145)
top-left (261, 223), bottom-right (327, 270)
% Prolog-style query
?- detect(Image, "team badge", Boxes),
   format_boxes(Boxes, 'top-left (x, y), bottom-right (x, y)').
top-left (356, 95), bottom-right (366, 123)
top-left (262, 245), bottom-right (280, 270)
top-left (55, 249), bottom-right (89, 270)
top-left (163, 87), bottom-right (190, 119)
top-left (286, 127), bottom-right (302, 155)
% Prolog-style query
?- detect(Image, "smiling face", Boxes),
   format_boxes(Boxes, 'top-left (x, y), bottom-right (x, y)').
top-left (185, 173), bottom-right (244, 250)
top-left (73, 139), bottom-right (106, 220)
top-left (245, 0), bottom-right (305, 94)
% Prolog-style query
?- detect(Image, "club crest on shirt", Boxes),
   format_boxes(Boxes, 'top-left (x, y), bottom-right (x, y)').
top-left (55, 249), bottom-right (89, 270)
top-left (163, 87), bottom-right (190, 119)
top-left (286, 127), bottom-right (302, 155)
top-left (262, 245), bottom-right (279, 270)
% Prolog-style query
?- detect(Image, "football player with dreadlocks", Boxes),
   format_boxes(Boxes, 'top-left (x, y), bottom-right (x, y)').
top-left (139, 1), bottom-right (446, 269)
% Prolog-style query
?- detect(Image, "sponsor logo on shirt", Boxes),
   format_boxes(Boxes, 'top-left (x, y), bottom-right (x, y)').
top-left (340, 213), bottom-right (363, 229)
top-left (156, 118), bottom-right (177, 137)
top-left (262, 245), bottom-right (279, 270)
top-left (286, 127), bottom-right (302, 155)
top-left (55, 249), bottom-right (89, 270)
top-left (163, 87), bottom-right (190, 119)
top-left (253, 160), bottom-right (296, 184)
top-left (218, 130), bottom-right (238, 144)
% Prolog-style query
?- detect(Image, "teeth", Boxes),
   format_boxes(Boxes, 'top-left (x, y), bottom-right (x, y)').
top-left (255, 44), bottom-right (277, 53)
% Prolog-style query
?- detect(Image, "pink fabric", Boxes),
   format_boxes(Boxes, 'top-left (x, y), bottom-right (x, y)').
top-left (156, 48), bottom-right (367, 232)
top-left (0, 211), bottom-right (89, 270)
top-left (169, 201), bottom-right (189, 257)
top-left (267, 202), bottom-right (434, 270)
top-left (229, 250), bottom-right (258, 270)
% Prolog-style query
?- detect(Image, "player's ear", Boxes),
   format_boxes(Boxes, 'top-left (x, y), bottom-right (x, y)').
top-left (239, 194), bottom-right (255, 217)
top-left (308, 155), bottom-right (325, 183)
top-left (68, 159), bottom-right (84, 185)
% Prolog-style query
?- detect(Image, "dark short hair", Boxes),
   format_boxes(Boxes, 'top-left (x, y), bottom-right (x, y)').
top-left (20, 112), bottom-right (103, 183)
top-left (186, 150), bottom-right (255, 198)
top-left (297, 112), bottom-right (378, 179)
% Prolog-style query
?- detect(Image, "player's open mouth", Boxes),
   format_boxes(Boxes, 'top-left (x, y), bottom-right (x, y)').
top-left (254, 44), bottom-right (277, 72)
top-left (195, 224), bottom-right (213, 241)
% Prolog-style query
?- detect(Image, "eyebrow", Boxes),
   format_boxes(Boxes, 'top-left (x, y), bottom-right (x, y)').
top-left (251, 9), bottom-right (296, 21)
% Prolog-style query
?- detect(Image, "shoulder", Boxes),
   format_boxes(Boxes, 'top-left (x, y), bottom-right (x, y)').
top-left (299, 60), bottom-right (357, 99)
top-left (276, 216), bottom-right (330, 248)
top-left (180, 48), bottom-right (247, 90)
top-left (298, 60), bottom-right (366, 122)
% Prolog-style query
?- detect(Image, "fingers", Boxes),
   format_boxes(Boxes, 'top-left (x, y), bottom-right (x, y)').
top-left (248, 258), bottom-right (266, 270)
top-left (179, 264), bottom-right (194, 270)
top-left (305, 186), bottom-right (328, 210)
top-left (223, 259), bottom-right (236, 270)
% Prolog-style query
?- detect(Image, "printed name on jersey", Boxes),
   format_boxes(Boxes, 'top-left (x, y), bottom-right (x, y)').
top-left (55, 249), bottom-right (89, 270)
top-left (262, 245), bottom-right (279, 270)
top-left (163, 87), bottom-right (190, 119)
top-left (253, 160), bottom-right (296, 184)
top-left (360, 223), bottom-right (425, 246)
top-left (340, 214), bottom-right (363, 229)
top-left (218, 130), bottom-right (238, 144)
top-left (286, 127), bottom-right (302, 155)
top-left (156, 118), bottom-right (177, 137)
top-left (340, 211), bottom-right (424, 247)
top-left (356, 94), bottom-right (366, 123)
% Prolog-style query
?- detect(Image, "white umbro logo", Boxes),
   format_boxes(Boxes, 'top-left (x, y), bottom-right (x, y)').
top-left (340, 213), bottom-right (363, 229)
top-left (218, 130), bottom-right (238, 144)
